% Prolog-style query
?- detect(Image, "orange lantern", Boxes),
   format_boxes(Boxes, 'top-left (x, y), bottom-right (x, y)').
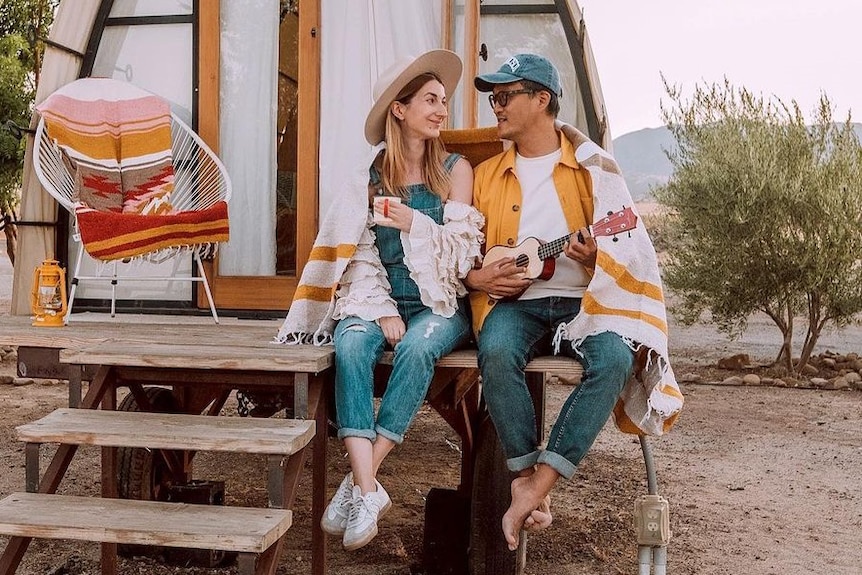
top-left (30, 259), bottom-right (68, 327)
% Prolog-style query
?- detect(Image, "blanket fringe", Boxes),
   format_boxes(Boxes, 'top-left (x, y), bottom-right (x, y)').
top-left (551, 323), bottom-right (569, 355)
top-left (273, 330), bottom-right (333, 346)
top-left (554, 326), bottom-right (679, 435)
top-left (89, 242), bottom-right (219, 266)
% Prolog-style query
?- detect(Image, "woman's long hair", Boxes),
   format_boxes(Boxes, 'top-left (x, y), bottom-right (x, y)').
top-left (379, 73), bottom-right (451, 200)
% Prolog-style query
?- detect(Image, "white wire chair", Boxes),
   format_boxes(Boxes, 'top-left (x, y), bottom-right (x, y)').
top-left (33, 113), bottom-right (232, 323)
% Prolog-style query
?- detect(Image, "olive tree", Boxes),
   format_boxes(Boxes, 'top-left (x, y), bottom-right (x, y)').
top-left (0, 0), bottom-right (58, 265)
top-left (655, 78), bottom-right (862, 373)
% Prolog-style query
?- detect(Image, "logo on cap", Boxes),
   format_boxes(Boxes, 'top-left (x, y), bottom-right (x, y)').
top-left (504, 56), bottom-right (520, 73)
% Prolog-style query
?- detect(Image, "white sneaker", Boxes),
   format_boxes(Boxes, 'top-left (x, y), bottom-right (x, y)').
top-left (342, 482), bottom-right (392, 551)
top-left (320, 472), bottom-right (354, 535)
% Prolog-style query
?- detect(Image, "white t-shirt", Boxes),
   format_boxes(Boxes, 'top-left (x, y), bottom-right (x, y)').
top-left (515, 149), bottom-right (590, 300)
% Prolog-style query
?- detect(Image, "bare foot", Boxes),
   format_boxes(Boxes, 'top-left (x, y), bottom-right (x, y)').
top-left (501, 476), bottom-right (548, 551)
top-left (523, 494), bottom-right (552, 531)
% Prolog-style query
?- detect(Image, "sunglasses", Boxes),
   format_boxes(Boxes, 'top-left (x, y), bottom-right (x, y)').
top-left (487, 88), bottom-right (534, 109)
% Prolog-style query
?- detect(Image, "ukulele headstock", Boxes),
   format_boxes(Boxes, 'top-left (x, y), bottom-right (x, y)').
top-left (594, 207), bottom-right (638, 239)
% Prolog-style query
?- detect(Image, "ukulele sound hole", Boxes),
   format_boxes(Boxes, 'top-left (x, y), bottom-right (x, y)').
top-left (515, 254), bottom-right (529, 267)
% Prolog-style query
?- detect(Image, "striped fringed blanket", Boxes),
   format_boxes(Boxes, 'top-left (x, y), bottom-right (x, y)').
top-left (36, 78), bottom-right (175, 215)
top-left (554, 123), bottom-right (684, 437)
top-left (38, 78), bottom-right (229, 260)
top-left (275, 169), bottom-right (371, 345)
top-left (75, 200), bottom-right (229, 261)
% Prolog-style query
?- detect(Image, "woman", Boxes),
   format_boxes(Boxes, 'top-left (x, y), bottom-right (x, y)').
top-left (277, 49), bottom-right (483, 551)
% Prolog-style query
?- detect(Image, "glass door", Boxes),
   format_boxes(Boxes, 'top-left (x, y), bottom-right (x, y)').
top-left (204, 0), bottom-right (320, 311)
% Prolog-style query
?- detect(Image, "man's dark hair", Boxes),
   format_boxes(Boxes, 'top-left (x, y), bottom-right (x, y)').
top-left (522, 79), bottom-right (560, 118)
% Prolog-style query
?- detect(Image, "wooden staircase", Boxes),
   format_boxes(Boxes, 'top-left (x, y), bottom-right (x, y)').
top-left (0, 408), bottom-right (316, 575)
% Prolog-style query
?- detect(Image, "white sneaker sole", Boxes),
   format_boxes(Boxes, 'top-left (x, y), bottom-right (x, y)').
top-left (342, 499), bottom-right (393, 551)
top-left (342, 523), bottom-right (378, 551)
top-left (320, 515), bottom-right (347, 536)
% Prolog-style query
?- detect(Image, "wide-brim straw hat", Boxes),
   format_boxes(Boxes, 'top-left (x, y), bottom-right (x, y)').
top-left (364, 49), bottom-right (463, 145)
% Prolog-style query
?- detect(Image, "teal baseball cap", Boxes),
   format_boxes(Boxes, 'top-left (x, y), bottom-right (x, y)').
top-left (474, 53), bottom-right (562, 97)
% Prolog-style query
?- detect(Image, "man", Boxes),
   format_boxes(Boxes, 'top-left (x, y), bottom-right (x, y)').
top-left (464, 54), bottom-right (683, 551)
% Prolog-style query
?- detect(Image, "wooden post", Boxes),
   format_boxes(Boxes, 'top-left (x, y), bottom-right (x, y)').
top-left (462, 0), bottom-right (480, 128)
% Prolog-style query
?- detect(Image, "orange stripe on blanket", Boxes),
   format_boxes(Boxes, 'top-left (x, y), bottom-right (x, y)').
top-left (85, 226), bottom-right (229, 260)
top-left (613, 402), bottom-right (642, 435)
top-left (613, 402), bottom-right (680, 435)
top-left (43, 121), bottom-right (173, 161)
top-left (84, 218), bottom-right (228, 250)
top-left (308, 244), bottom-right (357, 262)
top-left (614, 408), bottom-right (679, 435)
top-left (86, 232), bottom-right (229, 261)
top-left (44, 120), bottom-right (171, 139)
top-left (596, 251), bottom-right (664, 302)
top-left (658, 383), bottom-right (685, 402)
top-left (76, 201), bottom-right (229, 261)
top-left (581, 292), bottom-right (668, 334)
top-left (293, 284), bottom-right (335, 302)
top-left (43, 116), bottom-right (170, 135)
top-left (41, 114), bottom-right (171, 136)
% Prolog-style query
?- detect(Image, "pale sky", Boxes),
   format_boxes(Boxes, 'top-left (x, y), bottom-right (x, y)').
top-left (577, 0), bottom-right (862, 136)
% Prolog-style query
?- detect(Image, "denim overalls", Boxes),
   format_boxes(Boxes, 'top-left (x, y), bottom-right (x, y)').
top-left (333, 154), bottom-right (471, 444)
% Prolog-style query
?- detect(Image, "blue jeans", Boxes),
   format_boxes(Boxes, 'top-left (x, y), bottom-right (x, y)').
top-left (333, 302), bottom-right (471, 444)
top-left (477, 297), bottom-right (634, 479)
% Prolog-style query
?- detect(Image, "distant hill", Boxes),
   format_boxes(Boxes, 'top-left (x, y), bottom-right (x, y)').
top-left (612, 127), bottom-right (676, 202)
top-left (614, 123), bottom-right (862, 202)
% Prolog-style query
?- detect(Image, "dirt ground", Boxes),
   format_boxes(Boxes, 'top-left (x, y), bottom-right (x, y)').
top-left (1, 252), bottom-right (861, 575)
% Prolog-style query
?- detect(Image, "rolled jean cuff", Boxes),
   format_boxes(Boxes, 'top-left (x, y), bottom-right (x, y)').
top-left (537, 450), bottom-right (577, 480)
top-left (375, 425), bottom-right (404, 445)
top-left (507, 450), bottom-right (540, 473)
top-left (337, 427), bottom-right (377, 442)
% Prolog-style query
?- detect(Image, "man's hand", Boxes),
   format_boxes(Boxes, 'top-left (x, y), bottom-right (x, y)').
top-left (465, 257), bottom-right (532, 299)
top-left (378, 316), bottom-right (406, 347)
top-left (563, 227), bottom-right (597, 269)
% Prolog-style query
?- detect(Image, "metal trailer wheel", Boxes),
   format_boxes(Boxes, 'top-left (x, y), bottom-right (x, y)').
top-left (468, 417), bottom-right (526, 575)
top-left (116, 386), bottom-right (180, 558)
top-left (117, 386), bottom-right (180, 501)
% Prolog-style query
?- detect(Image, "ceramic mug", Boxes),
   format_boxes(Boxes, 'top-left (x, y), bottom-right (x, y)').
top-left (372, 195), bottom-right (402, 224)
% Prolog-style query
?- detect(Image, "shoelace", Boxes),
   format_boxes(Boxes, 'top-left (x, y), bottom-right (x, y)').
top-left (347, 495), bottom-right (367, 523)
top-left (335, 480), bottom-right (353, 506)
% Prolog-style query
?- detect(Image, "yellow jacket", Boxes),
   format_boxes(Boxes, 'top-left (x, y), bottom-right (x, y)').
top-left (469, 133), bottom-right (595, 334)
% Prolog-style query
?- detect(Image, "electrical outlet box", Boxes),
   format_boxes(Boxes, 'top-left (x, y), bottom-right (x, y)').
top-left (634, 494), bottom-right (671, 546)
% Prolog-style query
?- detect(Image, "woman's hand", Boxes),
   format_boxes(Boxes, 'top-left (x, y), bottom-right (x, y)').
top-left (374, 199), bottom-right (414, 232)
top-left (378, 315), bottom-right (406, 347)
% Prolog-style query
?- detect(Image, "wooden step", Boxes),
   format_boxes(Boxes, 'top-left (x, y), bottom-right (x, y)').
top-left (16, 408), bottom-right (315, 455)
top-left (0, 493), bottom-right (291, 552)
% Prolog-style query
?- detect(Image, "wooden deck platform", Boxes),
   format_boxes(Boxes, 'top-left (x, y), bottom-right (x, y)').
top-left (0, 314), bottom-right (283, 352)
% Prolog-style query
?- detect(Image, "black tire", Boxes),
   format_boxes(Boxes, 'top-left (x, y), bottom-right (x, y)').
top-left (116, 386), bottom-right (179, 559)
top-left (116, 387), bottom-right (232, 567)
top-left (117, 386), bottom-right (180, 501)
top-left (468, 417), bottom-right (526, 575)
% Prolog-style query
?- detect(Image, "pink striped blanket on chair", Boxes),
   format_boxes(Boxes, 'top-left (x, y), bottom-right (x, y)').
top-left (36, 77), bottom-right (176, 216)
top-left (36, 78), bottom-right (229, 260)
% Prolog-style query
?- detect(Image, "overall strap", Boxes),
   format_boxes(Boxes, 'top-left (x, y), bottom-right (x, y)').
top-left (443, 152), bottom-right (463, 172)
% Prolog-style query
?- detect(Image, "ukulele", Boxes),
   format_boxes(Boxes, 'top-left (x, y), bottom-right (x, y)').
top-left (481, 207), bottom-right (638, 297)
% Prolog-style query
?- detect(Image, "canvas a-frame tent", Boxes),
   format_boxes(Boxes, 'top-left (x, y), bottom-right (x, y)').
top-left (11, 0), bottom-right (611, 317)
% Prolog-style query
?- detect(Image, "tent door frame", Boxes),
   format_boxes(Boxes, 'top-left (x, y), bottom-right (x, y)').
top-left (199, 0), bottom-right (320, 312)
